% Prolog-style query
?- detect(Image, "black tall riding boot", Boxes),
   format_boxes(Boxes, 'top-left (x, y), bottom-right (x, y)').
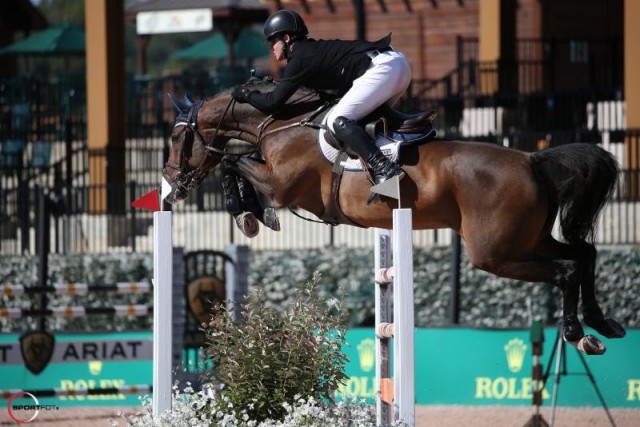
top-left (333, 116), bottom-right (404, 185)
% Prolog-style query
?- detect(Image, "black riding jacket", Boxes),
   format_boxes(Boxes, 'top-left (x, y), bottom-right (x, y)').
top-left (245, 34), bottom-right (392, 113)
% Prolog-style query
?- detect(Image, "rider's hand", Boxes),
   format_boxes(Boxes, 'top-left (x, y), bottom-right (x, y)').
top-left (232, 86), bottom-right (256, 103)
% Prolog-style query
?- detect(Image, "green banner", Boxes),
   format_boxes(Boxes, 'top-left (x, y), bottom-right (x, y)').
top-left (337, 328), bottom-right (640, 408)
top-left (1, 328), bottom-right (639, 408)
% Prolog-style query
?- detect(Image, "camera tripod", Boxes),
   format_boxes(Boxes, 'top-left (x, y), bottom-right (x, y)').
top-left (541, 325), bottom-right (616, 427)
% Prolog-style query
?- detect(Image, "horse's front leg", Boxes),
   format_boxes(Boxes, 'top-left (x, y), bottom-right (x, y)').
top-left (222, 171), bottom-right (260, 238)
top-left (223, 156), bottom-right (285, 206)
top-left (222, 157), bottom-right (281, 230)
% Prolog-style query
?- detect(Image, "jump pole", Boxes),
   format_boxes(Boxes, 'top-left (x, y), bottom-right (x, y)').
top-left (153, 210), bottom-right (173, 417)
top-left (374, 208), bottom-right (415, 426)
top-left (128, 189), bottom-right (176, 417)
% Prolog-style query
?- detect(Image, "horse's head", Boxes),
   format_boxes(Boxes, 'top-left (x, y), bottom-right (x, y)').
top-left (162, 93), bottom-right (230, 204)
top-left (161, 82), bottom-right (330, 204)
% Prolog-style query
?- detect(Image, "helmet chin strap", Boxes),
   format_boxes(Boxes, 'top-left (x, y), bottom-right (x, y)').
top-left (282, 36), bottom-right (291, 60)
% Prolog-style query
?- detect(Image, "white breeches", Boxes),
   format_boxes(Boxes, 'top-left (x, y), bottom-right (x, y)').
top-left (326, 50), bottom-right (412, 133)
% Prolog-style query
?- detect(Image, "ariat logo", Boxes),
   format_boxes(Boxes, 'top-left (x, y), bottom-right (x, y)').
top-left (88, 360), bottom-right (103, 375)
top-left (504, 338), bottom-right (527, 373)
top-left (20, 331), bottom-right (55, 375)
top-left (357, 338), bottom-right (375, 372)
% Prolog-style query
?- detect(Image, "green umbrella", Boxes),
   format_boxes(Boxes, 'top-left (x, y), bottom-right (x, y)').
top-left (0, 22), bottom-right (85, 56)
top-left (172, 29), bottom-right (268, 60)
top-left (233, 29), bottom-right (270, 59)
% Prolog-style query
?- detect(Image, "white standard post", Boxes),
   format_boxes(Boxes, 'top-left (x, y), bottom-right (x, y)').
top-left (374, 228), bottom-right (393, 426)
top-left (153, 211), bottom-right (173, 417)
top-left (393, 208), bottom-right (415, 426)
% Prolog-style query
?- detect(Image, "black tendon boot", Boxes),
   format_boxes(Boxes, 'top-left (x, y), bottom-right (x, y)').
top-left (333, 116), bottom-right (405, 186)
top-left (222, 174), bottom-right (242, 216)
top-left (237, 176), bottom-right (280, 231)
top-left (222, 173), bottom-right (259, 238)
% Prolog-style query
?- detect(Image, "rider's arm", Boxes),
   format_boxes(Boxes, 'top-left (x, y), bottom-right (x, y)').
top-left (244, 79), bottom-right (299, 113)
top-left (245, 56), bottom-right (310, 113)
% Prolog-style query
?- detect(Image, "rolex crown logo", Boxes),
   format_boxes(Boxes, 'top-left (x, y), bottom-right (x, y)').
top-left (89, 360), bottom-right (103, 375)
top-left (357, 338), bottom-right (375, 372)
top-left (504, 338), bottom-right (527, 373)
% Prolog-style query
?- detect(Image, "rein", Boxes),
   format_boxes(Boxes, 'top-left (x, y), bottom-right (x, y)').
top-left (256, 102), bottom-right (329, 140)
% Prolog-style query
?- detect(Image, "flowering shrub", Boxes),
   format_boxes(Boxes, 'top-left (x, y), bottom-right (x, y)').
top-left (202, 272), bottom-right (349, 422)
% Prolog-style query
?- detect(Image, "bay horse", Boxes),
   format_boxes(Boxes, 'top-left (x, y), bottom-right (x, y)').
top-left (162, 80), bottom-right (626, 355)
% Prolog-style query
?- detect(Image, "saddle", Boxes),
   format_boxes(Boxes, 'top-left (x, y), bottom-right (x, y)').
top-left (320, 104), bottom-right (437, 162)
top-left (367, 104), bottom-right (438, 136)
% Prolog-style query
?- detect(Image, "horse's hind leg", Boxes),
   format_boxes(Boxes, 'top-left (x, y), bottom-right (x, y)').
top-left (577, 242), bottom-right (626, 338)
top-left (466, 243), bottom-right (585, 343)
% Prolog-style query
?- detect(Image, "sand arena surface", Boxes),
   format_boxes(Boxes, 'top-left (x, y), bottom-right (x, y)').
top-left (1, 405), bottom-right (639, 426)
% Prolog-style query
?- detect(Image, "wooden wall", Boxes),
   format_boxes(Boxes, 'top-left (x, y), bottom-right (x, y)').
top-left (267, 0), bottom-right (622, 87)
top-left (269, 0), bottom-right (480, 81)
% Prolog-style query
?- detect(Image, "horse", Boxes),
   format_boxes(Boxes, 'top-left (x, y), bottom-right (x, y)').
top-left (162, 80), bottom-right (626, 355)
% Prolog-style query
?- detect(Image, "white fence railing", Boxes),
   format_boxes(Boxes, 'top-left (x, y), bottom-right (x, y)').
top-left (2, 200), bottom-right (638, 255)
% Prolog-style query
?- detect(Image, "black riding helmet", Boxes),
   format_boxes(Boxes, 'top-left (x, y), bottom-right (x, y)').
top-left (263, 9), bottom-right (309, 41)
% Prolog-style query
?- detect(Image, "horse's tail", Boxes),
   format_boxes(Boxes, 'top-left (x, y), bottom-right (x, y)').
top-left (531, 143), bottom-right (619, 244)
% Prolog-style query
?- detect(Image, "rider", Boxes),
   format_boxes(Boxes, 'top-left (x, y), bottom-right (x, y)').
top-left (232, 9), bottom-right (410, 187)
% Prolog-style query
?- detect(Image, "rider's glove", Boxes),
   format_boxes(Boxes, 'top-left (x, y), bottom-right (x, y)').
top-left (232, 86), bottom-right (256, 103)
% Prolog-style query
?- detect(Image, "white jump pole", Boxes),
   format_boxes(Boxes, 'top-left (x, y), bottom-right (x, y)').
top-left (153, 211), bottom-right (173, 417)
top-left (393, 208), bottom-right (415, 426)
top-left (374, 208), bottom-right (415, 427)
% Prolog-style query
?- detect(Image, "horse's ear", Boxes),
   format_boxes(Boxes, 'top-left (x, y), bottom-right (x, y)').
top-left (184, 94), bottom-right (194, 107)
top-left (167, 93), bottom-right (189, 114)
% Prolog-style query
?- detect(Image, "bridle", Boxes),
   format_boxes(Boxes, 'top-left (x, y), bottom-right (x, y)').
top-left (163, 98), bottom-right (240, 196)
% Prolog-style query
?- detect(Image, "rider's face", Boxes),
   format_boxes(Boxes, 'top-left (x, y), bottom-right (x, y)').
top-left (270, 36), bottom-right (288, 61)
top-left (271, 39), bottom-right (284, 61)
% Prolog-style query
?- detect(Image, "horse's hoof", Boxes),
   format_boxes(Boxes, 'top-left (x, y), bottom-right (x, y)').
top-left (235, 212), bottom-right (259, 238)
top-left (563, 334), bottom-right (606, 355)
top-left (562, 314), bottom-right (584, 342)
top-left (578, 335), bottom-right (606, 355)
top-left (584, 315), bottom-right (627, 339)
top-left (262, 207), bottom-right (281, 232)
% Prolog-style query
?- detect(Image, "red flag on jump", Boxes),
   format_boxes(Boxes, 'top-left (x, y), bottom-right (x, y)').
top-left (131, 189), bottom-right (161, 212)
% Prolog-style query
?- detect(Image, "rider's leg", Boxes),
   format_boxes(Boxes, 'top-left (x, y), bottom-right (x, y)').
top-left (326, 51), bottom-right (411, 186)
top-left (333, 116), bottom-right (404, 185)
